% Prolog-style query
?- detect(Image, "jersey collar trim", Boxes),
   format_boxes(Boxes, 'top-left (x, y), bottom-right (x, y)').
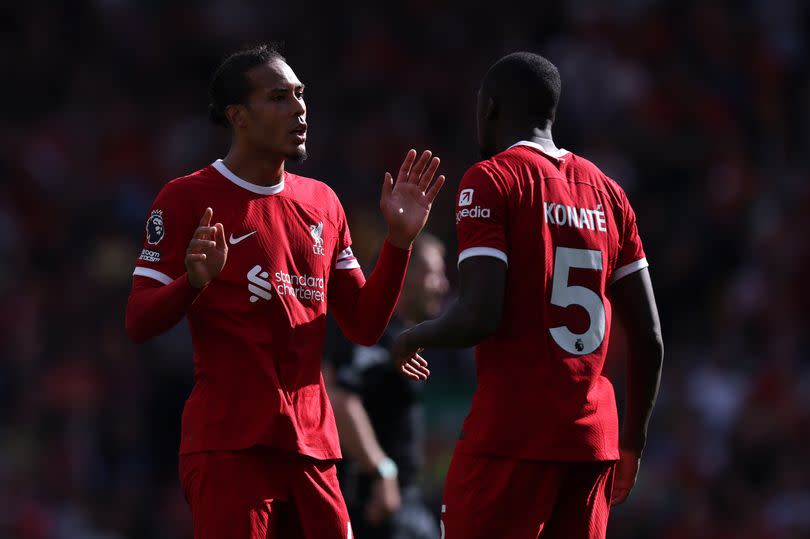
top-left (508, 140), bottom-right (570, 160)
top-left (212, 159), bottom-right (285, 195)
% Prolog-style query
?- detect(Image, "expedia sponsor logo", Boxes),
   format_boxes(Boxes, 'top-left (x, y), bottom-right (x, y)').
top-left (459, 188), bottom-right (474, 207)
top-left (456, 205), bottom-right (491, 223)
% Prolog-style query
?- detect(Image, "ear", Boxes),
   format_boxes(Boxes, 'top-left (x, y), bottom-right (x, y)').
top-left (225, 104), bottom-right (247, 129)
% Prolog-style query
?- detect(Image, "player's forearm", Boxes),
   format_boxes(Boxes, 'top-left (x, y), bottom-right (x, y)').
top-left (333, 240), bottom-right (411, 346)
top-left (125, 274), bottom-right (200, 343)
top-left (406, 297), bottom-right (498, 350)
top-left (331, 388), bottom-right (388, 473)
top-left (620, 334), bottom-right (664, 455)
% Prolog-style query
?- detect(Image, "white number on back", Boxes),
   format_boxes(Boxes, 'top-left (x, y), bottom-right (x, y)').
top-left (549, 247), bottom-right (606, 355)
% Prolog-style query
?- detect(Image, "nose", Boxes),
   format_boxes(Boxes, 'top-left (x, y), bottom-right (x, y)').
top-left (293, 95), bottom-right (306, 116)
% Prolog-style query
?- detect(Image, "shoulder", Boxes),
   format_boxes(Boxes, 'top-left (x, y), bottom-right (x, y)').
top-left (460, 158), bottom-right (510, 192)
top-left (565, 153), bottom-right (631, 212)
top-left (289, 173), bottom-right (340, 200)
top-left (156, 164), bottom-right (220, 203)
top-left (284, 173), bottom-right (346, 223)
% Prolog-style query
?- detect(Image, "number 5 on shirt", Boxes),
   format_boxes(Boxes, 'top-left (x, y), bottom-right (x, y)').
top-left (549, 246), bottom-right (606, 356)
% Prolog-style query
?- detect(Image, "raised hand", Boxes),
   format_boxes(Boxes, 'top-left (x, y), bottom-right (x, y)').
top-left (185, 207), bottom-right (228, 289)
top-left (380, 149), bottom-right (446, 249)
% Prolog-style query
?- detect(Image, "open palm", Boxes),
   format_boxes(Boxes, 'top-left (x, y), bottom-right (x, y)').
top-left (380, 150), bottom-right (445, 248)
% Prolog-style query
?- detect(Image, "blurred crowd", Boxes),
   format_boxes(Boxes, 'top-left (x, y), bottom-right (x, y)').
top-left (1, 0), bottom-right (809, 537)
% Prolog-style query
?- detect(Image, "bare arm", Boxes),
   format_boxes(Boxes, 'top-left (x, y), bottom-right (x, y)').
top-left (391, 256), bottom-right (506, 378)
top-left (610, 267), bottom-right (664, 454)
top-left (608, 267), bottom-right (664, 505)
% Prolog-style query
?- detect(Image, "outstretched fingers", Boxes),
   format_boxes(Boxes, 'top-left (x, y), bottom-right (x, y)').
top-left (425, 174), bottom-right (446, 203)
top-left (417, 157), bottom-right (440, 191)
top-left (407, 151), bottom-right (432, 185)
top-left (400, 354), bottom-right (430, 380)
top-left (396, 149), bottom-right (418, 184)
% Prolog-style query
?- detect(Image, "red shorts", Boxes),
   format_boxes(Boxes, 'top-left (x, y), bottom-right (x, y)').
top-left (441, 451), bottom-right (615, 539)
top-left (179, 446), bottom-right (352, 539)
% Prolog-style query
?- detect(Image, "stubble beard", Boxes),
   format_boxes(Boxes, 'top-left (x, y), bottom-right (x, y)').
top-left (287, 145), bottom-right (308, 163)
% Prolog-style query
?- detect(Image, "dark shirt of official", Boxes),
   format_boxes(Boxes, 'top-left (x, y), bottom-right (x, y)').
top-left (327, 316), bottom-right (436, 494)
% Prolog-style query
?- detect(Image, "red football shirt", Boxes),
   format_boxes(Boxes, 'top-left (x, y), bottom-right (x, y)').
top-left (454, 140), bottom-right (648, 461)
top-left (133, 160), bottom-right (362, 459)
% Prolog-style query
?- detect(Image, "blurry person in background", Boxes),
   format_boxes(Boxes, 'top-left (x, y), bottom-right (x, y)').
top-left (392, 52), bottom-right (664, 538)
top-left (124, 43), bottom-right (444, 539)
top-left (327, 233), bottom-right (450, 539)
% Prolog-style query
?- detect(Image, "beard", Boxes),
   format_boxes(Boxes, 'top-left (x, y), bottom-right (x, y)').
top-left (287, 145), bottom-right (308, 163)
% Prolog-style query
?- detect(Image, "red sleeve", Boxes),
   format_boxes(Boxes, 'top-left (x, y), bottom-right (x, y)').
top-left (125, 182), bottom-right (200, 343)
top-left (455, 163), bottom-right (509, 267)
top-left (609, 188), bottom-right (648, 285)
top-left (132, 182), bottom-right (196, 284)
top-left (125, 274), bottom-right (200, 343)
top-left (327, 201), bottom-right (410, 346)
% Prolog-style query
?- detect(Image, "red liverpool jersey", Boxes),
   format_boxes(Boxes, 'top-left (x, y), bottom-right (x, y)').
top-left (454, 140), bottom-right (648, 461)
top-left (133, 160), bottom-right (361, 459)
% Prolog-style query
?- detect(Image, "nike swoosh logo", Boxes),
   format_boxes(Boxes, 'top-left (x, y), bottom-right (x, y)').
top-left (229, 231), bottom-right (257, 245)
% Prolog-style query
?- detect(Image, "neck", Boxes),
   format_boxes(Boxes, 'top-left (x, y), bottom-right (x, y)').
top-left (222, 144), bottom-right (285, 187)
top-left (500, 122), bottom-right (555, 153)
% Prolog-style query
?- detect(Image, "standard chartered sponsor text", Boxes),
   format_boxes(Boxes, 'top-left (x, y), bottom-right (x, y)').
top-left (274, 270), bottom-right (325, 302)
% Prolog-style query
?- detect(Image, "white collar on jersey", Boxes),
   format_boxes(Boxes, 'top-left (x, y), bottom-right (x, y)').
top-left (508, 139), bottom-right (570, 160)
top-left (212, 159), bottom-right (286, 195)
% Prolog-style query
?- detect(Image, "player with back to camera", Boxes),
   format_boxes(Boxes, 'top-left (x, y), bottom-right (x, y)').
top-left (392, 52), bottom-right (664, 539)
top-left (124, 43), bottom-right (444, 539)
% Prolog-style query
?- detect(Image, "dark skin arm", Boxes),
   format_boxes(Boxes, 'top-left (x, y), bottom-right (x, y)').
top-left (607, 267), bottom-right (664, 505)
top-left (391, 256), bottom-right (506, 380)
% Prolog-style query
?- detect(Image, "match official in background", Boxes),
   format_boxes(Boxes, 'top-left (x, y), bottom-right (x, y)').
top-left (327, 234), bottom-right (455, 539)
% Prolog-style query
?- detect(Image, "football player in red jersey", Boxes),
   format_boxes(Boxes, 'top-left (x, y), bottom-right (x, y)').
top-left (125, 44), bottom-right (444, 539)
top-left (392, 52), bottom-right (664, 538)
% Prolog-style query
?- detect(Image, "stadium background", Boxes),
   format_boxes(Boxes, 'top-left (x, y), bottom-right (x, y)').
top-left (2, 0), bottom-right (809, 537)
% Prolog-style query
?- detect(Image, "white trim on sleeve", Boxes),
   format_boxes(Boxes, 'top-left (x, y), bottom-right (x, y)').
top-left (609, 257), bottom-right (649, 285)
top-left (458, 247), bottom-right (508, 267)
top-left (335, 246), bottom-right (361, 270)
top-left (133, 267), bottom-right (173, 285)
top-left (336, 259), bottom-right (361, 270)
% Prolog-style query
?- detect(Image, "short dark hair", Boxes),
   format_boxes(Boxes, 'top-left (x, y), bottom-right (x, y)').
top-left (483, 52), bottom-right (561, 123)
top-left (208, 43), bottom-right (286, 127)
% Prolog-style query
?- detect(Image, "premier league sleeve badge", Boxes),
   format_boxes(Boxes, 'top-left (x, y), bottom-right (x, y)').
top-left (146, 209), bottom-right (165, 245)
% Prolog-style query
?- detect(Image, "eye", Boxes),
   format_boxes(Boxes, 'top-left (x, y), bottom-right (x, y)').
top-left (270, 94), bottom-right (285, 102)
top-left (295, 89), bottom-right (305, 100)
